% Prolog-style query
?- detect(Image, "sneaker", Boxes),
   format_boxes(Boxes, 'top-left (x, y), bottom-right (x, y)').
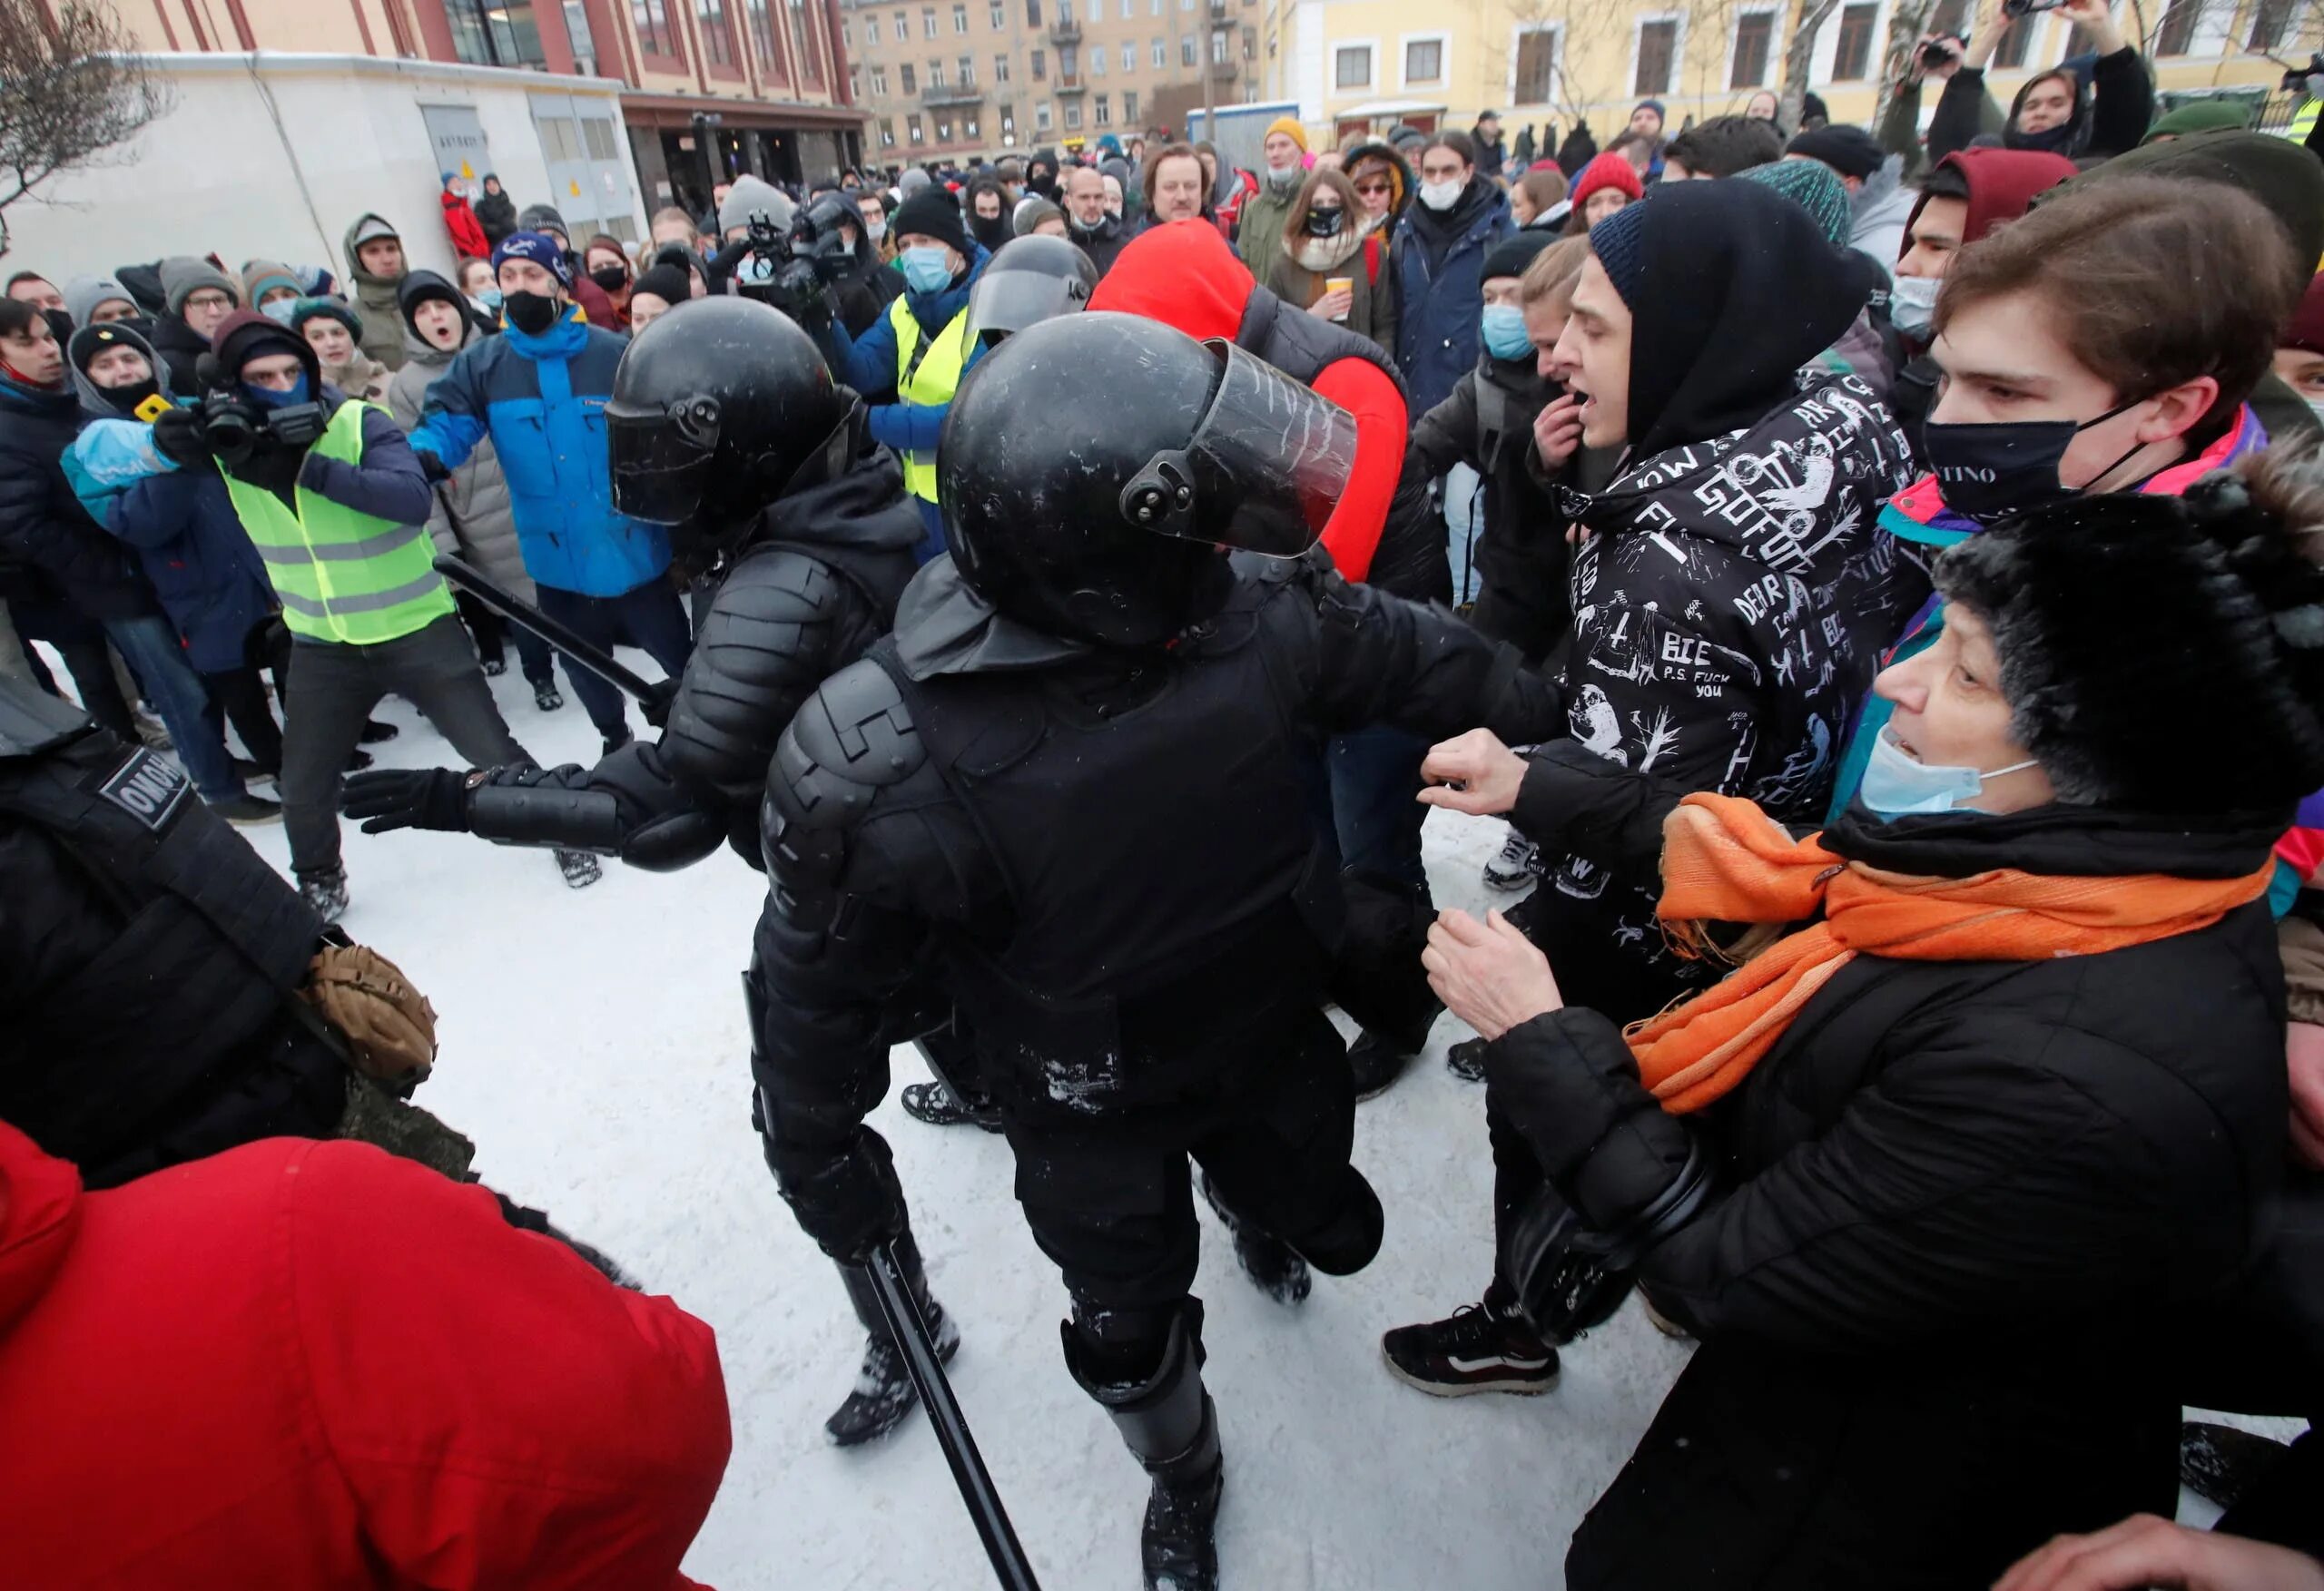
top-left (555, 849), bottom-right (603, 889)
top-left (533, 679), bottom-right (564, 711)
top-left (344, 748), bottom-right (374, 772)
top-left (1381, 1300), bottom-right (1560, 1397)
top-left (1349, 1031), bottom-right (1410, 1101)
top-left (1446, 1036), bottom-right (1488, 1082)
top-left (1198, 1169), bottom-right (1310, 1306)
top-left (133, 709), bottom-right (173, 751)
top-left (1482, 828), bottom-right (1540, 892)
top-left (231, 756), bottom-right (274, 784)
top-left (359, 719), bottom-right (399, 744)
top-left (900, 1079), bottom-right (1004, 1132)
top-left (825, 1298), bottom-right (960, 1447)
top-left (2181, 1420), bottom-right (2291, 1509)
top-left (299, 869), bottom-right (350, 925)
top-left (480, 656), bottom-right (507, 677)
top-left (208, 793), bottom-right (283, 826)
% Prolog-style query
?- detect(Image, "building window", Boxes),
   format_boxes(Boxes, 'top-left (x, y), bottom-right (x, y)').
top-left (850, 62), bottom-right (861, 94)
top-left (1120, 0), bottom-right (1131, 15)
top-left (1403, 36), bottom-right (1442, 83)
top-left (954, 2), bottom-right (968, 29)
top-left (901, 60), bottom-right (918, 87)
top-left (793, 0), bottom-right (823, 85)
top-left (631, 0), bottom-right (677, 55)
top-left (1210, 28), bottom-right (1226, 60)
top-left (1831, 2), bottom-right (1876, 79)
top-left (1151, 35), bottom-right (1165, 64)
top-left (990, 0), bottom-right (1003, 24)
top-left (1334, 42), bottom-right (1370, 88)
top-left (840, 17), bottom-right (850, 45)
top-left (448, 0), bottom-right (549, 66)
top-left (966, 113), bottom-right (980, 135)
top-left (881, 116), bottom-right (897, 145)
top-left (1241, 24), bottom-right (1253, 58)
top-left (1123, 88), bottom-right (1137, 121)
top-left (1995, 13), bottom-right (2036, 63)
top-left (1150, 0), bottom-right (1160, 15)
top-left (1091, 42), bottom-right (1105, 72)
top-left (995, 51), bottom-right (1010, 78)
top-left (2154, 0), bottom-right (2200, 54)
top-left (893, 8), bottom-right (907, 38)
top-left (1037, 100), bottom-right (1053, 129)
top-left (1634, 17), bottom-right (1676, 95)
top-left (1512, 26), bottom-right (1555, 101)
top-left (922, 5), bottom-right (937, 35)
top-left (1000, 100), bottom-right (1015, 134)
top-left (928, 56), bottom-right (944, 83)
top-left (697, 0), bottom-right (735, 66)
top-left (1059, 41), bottom-right (1077, 74)
top-left (960, 52), bottom-right (976, 81)
top-left (936, 115), bottom-right (952, 138)
top-left (1058, 0), bottom-right (1072, 19)
top-left (1121, 41), bottom-right (1133, 69)
top-left (1728, 10), bottom-right (1771, 87)
top-left (566, 0), bottom-right (597, 71)
top-left (2250, 0), bottom-right (2294, 48)
top-left (1096, 92), bottom-right (1111, 122)
top-left (1026, 0), bottom-right (1040, 24)
top-left (863, 11), bottom-right (878, 41)
top-left (1032, 44), bottom-right (1046, 74)
top-left (1064, 98), bottom-right (1081, 127)
top-left (746, 0), bottom-right (783, 71)
top-left (1180, 34), bottom-right (1196, 64)
top-left (872, 64), bottom-right (889, 92)
top-left (909, 112), bottom-right (925, 141)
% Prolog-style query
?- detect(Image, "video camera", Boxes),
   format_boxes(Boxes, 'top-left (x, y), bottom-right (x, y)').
top-left (732, 204), bottom-right (836, 330)
top-left (197, 388), bottom-right (329, 462)
top-left (1999, 0), bottom-right (2067, 17)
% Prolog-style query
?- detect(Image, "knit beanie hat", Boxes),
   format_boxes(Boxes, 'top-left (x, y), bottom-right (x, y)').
top-left (1265, 115), bottom-right (1310, 155)
top-left (1014, 197), bottom-right (1065, 237)
top-left (2143, 98), bottom-right (2255, 143)
top-left (1784, 123), bottom-right (1886, 181)
top-left (67, 318), bottom-right (158, 378)
top-left (63, 274), bottom-right (137, 328)
top-left (159, 256), bottom-right (241, 317)
top-left (1632, 99), bottom-right (1667, 130)
top-left (632, 262), bottom-right (692, 306)
top-left (517, 202), bottom-right (569, 241)
top-left (491, 231), bottom-right (575, 289)
top-left (2059, 130), bottom-right (2324, 270)
top-left (891, 187), bottom-right (972, 258)
top-left (240, 260), bottom-right (303, 309)
top-left (1933, 453), bottom-right (2324, 813)
top-left (288, 297), bottom-right (364, 339)
top-left (718, 174), bottom-right (796, 235)
top-left (1482, 230), bottom-right (1560, 283)
top-left (2285, 272), bottom-right (2324, 356)
top-left (1586, 197), bottom-right (1649, 305)
top-left (1571, 151), bottom-right (1645, 209)
top-left (395, 270), bottom-right (470, 338)
top-left (210, 309), bottom-right (322, 395)
top-left (1740, 156), bottom-right (1854, 249)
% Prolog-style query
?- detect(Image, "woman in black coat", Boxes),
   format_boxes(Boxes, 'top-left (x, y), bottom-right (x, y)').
top-left (473, 173), bottom-right (518, 246)
top-left (1417, 454), bottom-right (2321, 1590)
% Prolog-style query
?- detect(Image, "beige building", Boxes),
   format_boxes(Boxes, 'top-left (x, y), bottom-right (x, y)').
top-left (838, 0), bottom-right (1259, 160)
top-left (1251, 0), bottom-right (2298, 152)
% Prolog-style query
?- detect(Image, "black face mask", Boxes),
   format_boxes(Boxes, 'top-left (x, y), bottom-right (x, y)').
top-left (503, 290), bottom-right (562, 336)
top-left (589, 264), bottom-right (630, 293)
top-left (1921, 397), bottom-right (2145, 525)
top-left (1303, 206), bottom-right (1347, 239)
top-left (102, 377), bottom-right (161, 416)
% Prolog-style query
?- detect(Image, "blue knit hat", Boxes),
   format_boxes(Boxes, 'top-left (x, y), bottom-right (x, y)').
top-left (490, 231), bottom-right (572, 289)
top-left (1738, 157), bottom-right (1853, 250)
top-left (1587, 201), bottom-right (1649, 308)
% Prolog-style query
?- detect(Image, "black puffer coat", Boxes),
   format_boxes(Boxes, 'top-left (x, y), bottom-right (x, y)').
top-left (0, 373), bottom-right (155, 621)
top-left (1488, 802), bottom-right (2291, 1591)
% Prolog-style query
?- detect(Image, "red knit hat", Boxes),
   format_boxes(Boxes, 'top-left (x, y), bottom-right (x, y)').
top-left (1571, 150), bottom-right (1645, 208)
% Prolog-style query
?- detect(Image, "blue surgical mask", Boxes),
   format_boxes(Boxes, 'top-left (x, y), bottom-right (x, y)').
top-left (1481, 303), bottom-right (1532, 362)
top-left (476, 286), bottom-right (504, 310)
top-left (901, 244), bottom-right (955, 295)
top-left (260, 299), bottom-right (299, 326)
top-left (243, 373), bottom-right (310, 409)
top-left (1858, 725), bottom-right (2038, 820)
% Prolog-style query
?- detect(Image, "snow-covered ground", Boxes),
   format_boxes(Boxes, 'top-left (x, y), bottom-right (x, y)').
top-left (103, 650), bottom-right (2291, 1588)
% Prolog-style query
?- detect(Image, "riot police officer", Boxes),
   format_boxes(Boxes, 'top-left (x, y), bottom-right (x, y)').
top-left (340, 296), bottom-right (923, 878)
top-left (751, 312), bottom-right (1564, 1590)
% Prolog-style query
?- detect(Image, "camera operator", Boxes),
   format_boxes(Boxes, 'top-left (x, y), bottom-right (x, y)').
top-left (153, 310), bottom-right (568, 922)
top-left (789, 188), bottom-right (903, 338)
top-left (705, 174), bottom-right (796, 297)
top-left (1925, 0), bottom-right (2153, 167)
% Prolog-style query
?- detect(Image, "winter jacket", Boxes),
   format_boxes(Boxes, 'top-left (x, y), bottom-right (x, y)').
top-left (1512, 377), bottom-right (1925, 1023)
top-left (146, 312), bottom-right (212, 398)
top-left (1263, 229), bottom-right (1396, 357)
top-left (409, 308), bottom-right (673, 598)
top-left (1235, 173), bottom-right (1302, 278)
top-left (1930, 46), bottom-right (2153, 165)
top-left (0, 369), bottom-right (156, 621)
top-left (1488, 802), bottom-right (2290, 1591)
top-left (99, 447), bottom-right (278, 674)
top-left (474, 180), bottom-right (519, 245)
top-left (388, 318), bottom-right (532, 606)
top-left (1391, 178), bottom-right (1513, 416)
top-left (340, 213), bottom-right (410, 374)
top-left (0, 1124), bottom-right (731, 1590)
top-left (1848, 162), bottom-right (1917, 277)
top-left (1066, 211), bottom-right (1133, 278)
top-left (320, 349), bottom-right (393, 405)
top-left (821, 243), bottom-right (992, 465)
top-left (442, 190), bottom-right (490, 260)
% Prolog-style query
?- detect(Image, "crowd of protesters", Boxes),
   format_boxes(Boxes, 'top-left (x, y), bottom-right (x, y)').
top-left (8, 0), bottom-right (2324, 1578)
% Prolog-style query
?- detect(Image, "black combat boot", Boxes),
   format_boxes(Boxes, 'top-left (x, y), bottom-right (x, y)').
top-left (824, 1232), bottom-right (958, 1447)
top-left (1070, 1304), bottom-right (1225, 1591)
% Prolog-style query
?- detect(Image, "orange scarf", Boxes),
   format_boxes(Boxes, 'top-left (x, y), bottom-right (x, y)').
top-left (1627, 794), bottom-right (2274, 1115)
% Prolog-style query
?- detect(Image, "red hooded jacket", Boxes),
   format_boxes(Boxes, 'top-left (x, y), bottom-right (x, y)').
top-left (1091, 219), bottom-right (1405, 583)
top-left (442, 190), bottom-right (491, 262)
top-left (0, 1125), bottom-right (730, 1590)
top-left (1901, 148), bottom-right (2077, 256)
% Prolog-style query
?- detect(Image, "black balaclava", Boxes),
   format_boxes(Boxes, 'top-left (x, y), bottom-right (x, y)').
top-left (1588, 181), bottom-right (1879, 460)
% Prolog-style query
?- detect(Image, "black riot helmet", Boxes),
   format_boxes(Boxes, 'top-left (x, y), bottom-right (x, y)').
top-left (939, 310), bottom-right (1357, 649)
top-left (963, 233), bottom-right (1098, 351)
top-left (606, 296), bottom-right (852, 536)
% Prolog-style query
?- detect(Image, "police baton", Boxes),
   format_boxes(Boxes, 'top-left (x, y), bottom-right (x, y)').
top-left (432, 555), bottom-right (675, 727)
top-left (862, 1241), bottom-right (1042, 1591)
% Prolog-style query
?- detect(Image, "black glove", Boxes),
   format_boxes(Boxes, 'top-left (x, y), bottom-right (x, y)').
top-left (415, 449), bottom-right (451, 485)
top-left (767, 1129), bottom-right (904, 1264)
top-left (340, 767), bottom-right (474, 833)
top-left (151, 405), bottom-right (213, 469)
top-left (227, 428), bottom-right (305, 497)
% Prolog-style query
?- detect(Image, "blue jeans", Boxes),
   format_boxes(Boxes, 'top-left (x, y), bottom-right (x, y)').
top-left (1327, 723), bottom-right (1428, 890)
top-left (103, 612), bottom-right (245, 803)
top-left (535, 578), bottom-right (695, 742)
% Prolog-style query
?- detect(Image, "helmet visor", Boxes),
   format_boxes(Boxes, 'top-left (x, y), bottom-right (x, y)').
top-left (1122, 339), bottom-right (1356, 558)
top-left (606, 396), bottom-right (719, 525)
top-left (964, 267), bottom-right (1094, 349)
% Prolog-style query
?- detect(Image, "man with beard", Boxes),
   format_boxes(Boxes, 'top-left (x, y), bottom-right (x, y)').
top-left (1063, 165), bottom-right (1130, 276)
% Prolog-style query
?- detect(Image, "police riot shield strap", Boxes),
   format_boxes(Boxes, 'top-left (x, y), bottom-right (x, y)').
top-left (606, 394), bottom-right (721, 525)
top-left (1118, 339), bottom-right (1356, 559)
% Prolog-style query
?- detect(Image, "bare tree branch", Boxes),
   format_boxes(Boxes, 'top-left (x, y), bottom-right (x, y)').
top-left (1871, 0), bottom-right (1938, 128)
top-left (1781, 0), bottom-right (1846, 127)
top-left (0, 0), bottom-right (170, 258)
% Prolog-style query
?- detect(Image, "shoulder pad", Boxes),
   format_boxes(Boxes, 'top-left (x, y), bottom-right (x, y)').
top-left (663, 548), bottom-right (859, 797)
top-left (772, 657), bottom-right (926, 820)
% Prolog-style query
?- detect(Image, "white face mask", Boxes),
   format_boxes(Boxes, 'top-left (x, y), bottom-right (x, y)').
top-left (1859, 726), bottom-right (2038, 820)
top-left (1418, 178), bottom-right (1462, 211)
top-left (1890, 273), bottom-right (1939, 339)
top-left (866, 217), bottom-right (886, 243)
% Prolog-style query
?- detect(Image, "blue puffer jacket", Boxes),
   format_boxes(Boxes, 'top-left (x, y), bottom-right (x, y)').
top-left (407, 308), bottom-right (667, 597)
top-left (1391, 180), bottom-right (1513, 416)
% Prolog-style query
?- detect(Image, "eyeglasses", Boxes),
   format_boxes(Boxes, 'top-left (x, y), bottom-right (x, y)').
top-left (184, 291), bottom-right (231, 311)
top-left (1352, 180), bottom-right (1393, 195)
